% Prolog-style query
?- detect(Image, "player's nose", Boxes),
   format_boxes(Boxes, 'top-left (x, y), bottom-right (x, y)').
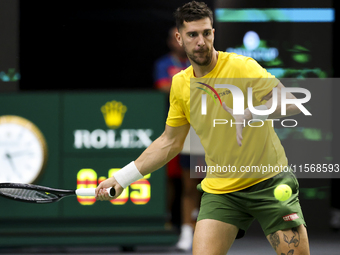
top-left (197, 34), bottom-right (205, 47)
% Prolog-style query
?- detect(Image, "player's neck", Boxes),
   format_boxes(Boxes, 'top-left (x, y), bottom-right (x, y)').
top-left (192, 49), bottom-right (218, 78)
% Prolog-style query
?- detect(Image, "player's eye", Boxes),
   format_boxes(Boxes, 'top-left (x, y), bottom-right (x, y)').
top-left (204, 31), bottom-right (211, 36)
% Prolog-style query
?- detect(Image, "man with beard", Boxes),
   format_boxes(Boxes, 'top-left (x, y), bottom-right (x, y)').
top-left (96, 1), bottom-right (310, 254)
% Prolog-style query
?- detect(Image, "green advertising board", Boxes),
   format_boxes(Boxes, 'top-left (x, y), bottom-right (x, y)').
top-left (61, 92), bottom-right (167, 218)
top-left (0, 92), bottom-right (176, 247)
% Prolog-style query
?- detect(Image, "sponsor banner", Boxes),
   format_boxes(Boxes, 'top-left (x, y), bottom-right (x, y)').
top-left (63, 92), bottom-right (166, 155)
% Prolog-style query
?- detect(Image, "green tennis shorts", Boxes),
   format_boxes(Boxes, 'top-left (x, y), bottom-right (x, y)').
top-left (197, 170), bottom-right (306, 238)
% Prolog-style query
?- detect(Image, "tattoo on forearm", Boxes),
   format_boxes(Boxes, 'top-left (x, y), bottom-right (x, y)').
top-left (292, 227), bottom-right (300, 247)
top-left (269, 232), bottom-right (280, 251)
top-left (283, 227), bottom-right (300, 248)
top-left (281, 249), bottom-right (295, 255)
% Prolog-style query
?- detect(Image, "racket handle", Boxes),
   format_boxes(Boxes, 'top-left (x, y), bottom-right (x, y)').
top-left (76, 187), bottom-right (116, 197)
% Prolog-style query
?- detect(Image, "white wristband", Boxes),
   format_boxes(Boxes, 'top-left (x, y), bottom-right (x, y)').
top-left (113, 161), bottom-right (143, 189)
top-left (247, 105), bottom-right (269, 123)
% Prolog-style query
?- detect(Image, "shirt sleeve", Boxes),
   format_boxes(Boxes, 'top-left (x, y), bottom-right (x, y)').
top-left (166, 77), bottom-right (189, 127)
top-left (243, 58), bottom-right (280, 103)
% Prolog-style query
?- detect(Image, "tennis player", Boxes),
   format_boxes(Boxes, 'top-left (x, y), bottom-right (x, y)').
top-left (96, 1), bottom-right (310, 254)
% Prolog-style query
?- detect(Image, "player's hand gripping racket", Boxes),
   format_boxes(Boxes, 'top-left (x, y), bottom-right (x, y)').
top-left (0, 183), bottom-right (116, 204)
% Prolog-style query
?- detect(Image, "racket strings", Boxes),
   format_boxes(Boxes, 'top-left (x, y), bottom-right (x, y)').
top-left (0, 188), bottom-right (58, 201)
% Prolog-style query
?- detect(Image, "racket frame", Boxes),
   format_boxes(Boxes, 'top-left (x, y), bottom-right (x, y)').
top-left (0, 183), bottom-right (78, 203)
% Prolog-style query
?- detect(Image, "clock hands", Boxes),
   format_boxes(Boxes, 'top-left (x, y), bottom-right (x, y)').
top-left (4, 151), bottom-right (22, 180)
top-left (5, 152), bottom-right (16, 169)
top-left (6, 150), bottom-right (33, 158)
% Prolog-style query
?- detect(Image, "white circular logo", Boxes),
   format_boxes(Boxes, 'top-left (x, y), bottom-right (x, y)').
top-left (243, 31), bottom-right (260, 51)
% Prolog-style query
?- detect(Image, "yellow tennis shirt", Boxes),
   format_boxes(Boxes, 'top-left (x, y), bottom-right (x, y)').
top-left (166, 51), bottom-right (287, 194)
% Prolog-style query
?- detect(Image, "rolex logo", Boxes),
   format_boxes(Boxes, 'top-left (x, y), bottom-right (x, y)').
top-left (101, 101), bottom-right (127, 129)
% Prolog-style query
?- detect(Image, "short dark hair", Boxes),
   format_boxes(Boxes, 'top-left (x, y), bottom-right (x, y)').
top-left (174, 1), bottom-right (213, 31)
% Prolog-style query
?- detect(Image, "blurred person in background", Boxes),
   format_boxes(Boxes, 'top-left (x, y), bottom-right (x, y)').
top-left (154, 27), bottom-right (190, 93)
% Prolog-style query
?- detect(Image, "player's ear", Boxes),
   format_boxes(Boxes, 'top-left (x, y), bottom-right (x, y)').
top-left (175, 31), bottom-right (183, 47)
top-left (211, 28), bottom-right (215, 44)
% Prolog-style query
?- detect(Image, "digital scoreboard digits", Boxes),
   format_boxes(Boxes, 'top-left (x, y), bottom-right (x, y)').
top-left (76, 168), bottom-right (151, 206)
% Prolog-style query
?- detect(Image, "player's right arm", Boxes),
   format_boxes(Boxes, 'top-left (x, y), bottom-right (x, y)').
top-left (95, 123), bottom-right (190, 201)
top-left (135, 123), bottom-right (190, 176)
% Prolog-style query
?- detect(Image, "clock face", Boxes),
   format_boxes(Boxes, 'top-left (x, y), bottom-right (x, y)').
top-left (0, 116), bottom-right (47, 183)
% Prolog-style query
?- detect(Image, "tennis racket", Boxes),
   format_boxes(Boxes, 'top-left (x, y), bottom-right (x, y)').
top-left (0, 183), bottom-right (115, 204)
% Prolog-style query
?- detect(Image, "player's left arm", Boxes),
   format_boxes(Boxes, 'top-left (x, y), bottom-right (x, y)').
top-left (262, 82), bottom-right (302, 119)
